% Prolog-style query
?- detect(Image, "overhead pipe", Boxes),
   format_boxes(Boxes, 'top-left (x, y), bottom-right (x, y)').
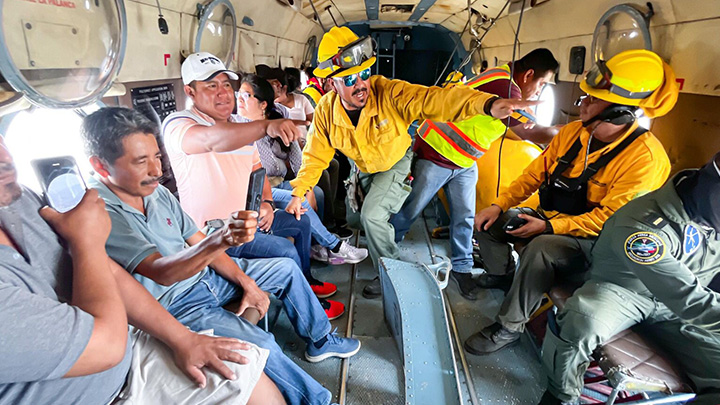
top-left (308, 0), bottom-right (327, 32)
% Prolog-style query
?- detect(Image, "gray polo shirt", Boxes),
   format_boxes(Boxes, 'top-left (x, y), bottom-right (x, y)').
top-left (89, 177), bottom-right (206, 308)
top-left (0, 188), bottom-right (130, 404)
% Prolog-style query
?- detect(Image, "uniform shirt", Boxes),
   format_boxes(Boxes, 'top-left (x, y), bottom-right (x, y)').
top-left (89, 178), bottom-right (204, 308)
top-left (0, 189), bottom-right (130, 404)
top-left (162, 107), bottom-right (261, 227)
top-left (290, 75), bottom-right (496, 198)
top-left (493, 121), bottom-right (671, 238)
top-left (590, 172), bottom-right (720, 331)
top-left (415, 64), bottom-right (523, 169)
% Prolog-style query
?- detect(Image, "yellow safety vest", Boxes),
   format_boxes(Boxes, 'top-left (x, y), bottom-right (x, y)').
top-left (302, 84), bottom-right (323, 108)
top-left (419, 65), bottom-right (516, 168)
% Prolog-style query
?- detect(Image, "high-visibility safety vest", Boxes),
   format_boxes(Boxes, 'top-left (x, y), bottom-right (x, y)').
top-left (302, 84), bottom-right (323, 108)
top-left (419, 65), bottom-right (517, 168)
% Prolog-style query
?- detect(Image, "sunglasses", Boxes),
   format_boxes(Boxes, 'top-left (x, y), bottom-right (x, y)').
top-left (574, 94), bottom-right (601, 106)
top-left (334, 68), bottom-right (371, 87)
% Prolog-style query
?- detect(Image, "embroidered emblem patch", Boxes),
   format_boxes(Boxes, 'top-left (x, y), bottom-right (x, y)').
top-left (683, 225), bottom-right (701, 256)
top-left (625, 231), bottom-right (665, 265)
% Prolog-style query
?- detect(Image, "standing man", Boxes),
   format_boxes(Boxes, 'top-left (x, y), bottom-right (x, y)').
top-left (392, 49), bottom-right (560, 300)
top-left (539, 153), bottom-right (720, 405)
top-left (284, 26), bottom-right (540, 298)
top-left (464, 50), bottom-right (679, 355)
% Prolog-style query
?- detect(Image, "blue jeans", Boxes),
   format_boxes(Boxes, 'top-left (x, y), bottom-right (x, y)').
top-left (166, 259), bottom-right (332, 405)
top-left (276, 181), bottom-right (325, 222)
top-left (391, 159), bottom-right (478, 273)
top-left (272, 188), bottom-right (340, 249)
top-left (226, 211), bottom-right (313, 275)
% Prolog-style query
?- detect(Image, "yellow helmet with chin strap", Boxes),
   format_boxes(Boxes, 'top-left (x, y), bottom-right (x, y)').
top-left (314, 26), bottom-right (376, 79)
top-left (580, 49), bottom-right (663, 106)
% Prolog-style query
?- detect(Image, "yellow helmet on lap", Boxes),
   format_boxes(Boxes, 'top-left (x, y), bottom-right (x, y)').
top-left (314, 27), bottom-right (376, 79)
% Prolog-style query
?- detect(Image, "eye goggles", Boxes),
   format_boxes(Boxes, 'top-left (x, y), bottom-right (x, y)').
top-left (333, 68), bottom-right (371, 87)
top-left (584, 61), bottom-right (654, 100)
top-left (318, 36), bottom-right (375, 73)
top-left (574, 94), bottom-right (601, 106)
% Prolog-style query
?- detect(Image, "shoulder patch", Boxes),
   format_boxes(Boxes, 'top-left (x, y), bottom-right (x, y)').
top-left (625, 231), bottom-right (666, 265)
top-left (641, 212), bottom-right (668, 229)
top-left (683, 224), bottom-right (702, 256)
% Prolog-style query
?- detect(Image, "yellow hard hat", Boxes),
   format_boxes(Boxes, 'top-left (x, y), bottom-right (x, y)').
top-left (314, 27), bottom-right (376, 78)
top-left (580, 49), bottom-right (664, 106)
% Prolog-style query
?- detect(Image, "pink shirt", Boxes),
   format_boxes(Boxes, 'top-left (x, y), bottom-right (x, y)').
top-left (162, 107), bottom-right (261, 227)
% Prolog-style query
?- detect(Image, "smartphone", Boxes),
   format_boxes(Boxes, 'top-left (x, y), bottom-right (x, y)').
top-left (503, 215), bottom-right (528, 231)
top-left (510, 109), bottom-right (537, 124)
top-left (246, 167), bottom-right (266, 212)
top-left (31, 156), bottom-right (87, 213)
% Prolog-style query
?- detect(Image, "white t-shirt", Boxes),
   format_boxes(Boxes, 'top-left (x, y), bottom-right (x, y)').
top-left (284, 93), bottom-right (314, 139)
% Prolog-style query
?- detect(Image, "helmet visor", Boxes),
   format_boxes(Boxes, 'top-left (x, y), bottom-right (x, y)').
top-left (584, 61), bottom-right (654, 100)
top-left (318, 36), bottom-right (375, 71)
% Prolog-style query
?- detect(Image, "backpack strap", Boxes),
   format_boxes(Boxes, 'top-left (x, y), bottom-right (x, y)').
top-left (548, 135), bottom-right (584, 183)
top-left (578, 127), bottom-right (648, 183)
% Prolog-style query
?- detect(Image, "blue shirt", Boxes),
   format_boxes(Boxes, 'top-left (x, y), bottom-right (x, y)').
top-left (90, 177), bottom-right (206, 307)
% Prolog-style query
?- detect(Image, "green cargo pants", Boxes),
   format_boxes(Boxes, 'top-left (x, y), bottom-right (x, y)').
top-left (541, 280), bottom-right (720, 403)
top-left (346, 150), bottom-right (413, 270)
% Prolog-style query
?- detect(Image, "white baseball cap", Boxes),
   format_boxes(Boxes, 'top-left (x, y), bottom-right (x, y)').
top-left (181, 52), bottom-right (239, 85)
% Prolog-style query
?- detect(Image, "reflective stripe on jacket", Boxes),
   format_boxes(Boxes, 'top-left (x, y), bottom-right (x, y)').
top-left (417, 65), bottom-right (514, 167)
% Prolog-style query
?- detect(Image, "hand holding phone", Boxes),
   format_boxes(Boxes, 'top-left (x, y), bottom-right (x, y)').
top-left (246, 168), bottom-right (266, 213)
top-left (31, 156), bottom-right (87, 213)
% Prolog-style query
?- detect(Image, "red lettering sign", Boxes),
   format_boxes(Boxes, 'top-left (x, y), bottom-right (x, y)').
top-left (25, 0), bottom-right (76, 8)
top-left (164, 54), bottom-right (171, 66)
top-left (676, 78), bottom-right (685, 91)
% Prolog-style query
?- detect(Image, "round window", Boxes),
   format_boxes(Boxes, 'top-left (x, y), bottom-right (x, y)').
top-left (0, 0), bottom-right (127, 108)
top-left (592, 4), bottom-right (652, 63)
top-left (534, 84), bottom-right (556, 127)
top-left (3, 108), bottom-right (92, 192)
top-left (195, 0), bottom-right (237, 68)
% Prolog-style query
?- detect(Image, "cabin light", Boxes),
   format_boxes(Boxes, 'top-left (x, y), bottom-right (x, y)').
top-left (4, 108), bottom-right (92, 193)
top-left (533, 84), bottom-right (556, 127)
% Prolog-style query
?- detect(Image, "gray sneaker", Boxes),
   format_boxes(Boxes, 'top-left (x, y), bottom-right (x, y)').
top-left (328, 242), bottom-right (368, 265)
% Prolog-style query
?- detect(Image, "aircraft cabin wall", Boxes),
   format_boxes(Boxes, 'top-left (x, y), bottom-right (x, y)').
top-left (474, 0), bottom-right (720, 172)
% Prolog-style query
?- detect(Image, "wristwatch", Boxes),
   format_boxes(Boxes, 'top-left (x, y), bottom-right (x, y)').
top-left (262, 199), bottom-right (276, 210)
top-left (206, 219), bottom-right (224, 230)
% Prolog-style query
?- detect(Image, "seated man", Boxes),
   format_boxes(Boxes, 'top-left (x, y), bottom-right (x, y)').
top-left (162, 53), bottom-right (363, 317)
top-left (82, 107), bottom-right (360, 404)
top-left (392, 48), bottom-right (560, 300)
top-left (465, 50), bottom-right (678, 354)
top-left (0, 138), bottom-right (283, 405)
top-left (539, 153), bottom-right (720, 405)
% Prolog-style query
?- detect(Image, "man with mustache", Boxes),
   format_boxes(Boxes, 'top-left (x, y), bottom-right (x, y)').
top-left (83, 107), bottom-right (358, 405)
top-left (284, 26), bottom-right (541, 298)
top-left (0, 137), bottom-right (285, 404)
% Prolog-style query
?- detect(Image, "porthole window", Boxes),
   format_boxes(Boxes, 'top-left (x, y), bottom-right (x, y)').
top-left (0, 0), bottom-right (127, 108)
top-left (2, 108), bottom-right (92, 193)
top-left (195, 0), bottom-right (237, 68)
top-left (533, 84), bottom-right (556, 127)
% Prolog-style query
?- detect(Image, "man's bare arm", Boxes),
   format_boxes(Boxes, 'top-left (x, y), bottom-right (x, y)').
top-left (181, 120), bottom-right (306, 155)
top-left (134, 212), bottom-right (258, 286)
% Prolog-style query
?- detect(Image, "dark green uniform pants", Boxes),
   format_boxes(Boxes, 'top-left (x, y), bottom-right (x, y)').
top-left (346, 150), bottom-right (413, 269)
top-left (542, 281), bottom-right (720, 403)
top-left (477, 233), bottom-right (594, 332)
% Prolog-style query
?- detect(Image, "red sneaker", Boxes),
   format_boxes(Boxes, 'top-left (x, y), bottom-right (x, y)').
top-left (320, 299), bottom-right (345, 320)
top-left (309, 278), bottom-right (337, 298)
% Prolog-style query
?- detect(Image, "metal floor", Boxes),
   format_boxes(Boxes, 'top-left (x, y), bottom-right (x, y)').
top-left (268, 209), bottom-right (546, 405)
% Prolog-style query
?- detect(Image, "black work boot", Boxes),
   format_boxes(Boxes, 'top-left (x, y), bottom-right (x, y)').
top-left (464, 322), bottom-right (520, 355)
top-left (450, 271), bottom-right (479, 300)
top-left (362, 276), bottom-right (381, 299)
top-left (475, 272), bottom-right (514, 291)
top-left (537, 390), bottom-right (579, 405)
